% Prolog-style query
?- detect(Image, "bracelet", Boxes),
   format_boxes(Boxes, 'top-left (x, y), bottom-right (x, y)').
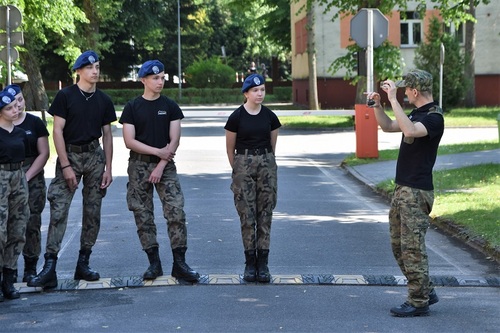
top-left (61, 164), bottom-right (72, 170)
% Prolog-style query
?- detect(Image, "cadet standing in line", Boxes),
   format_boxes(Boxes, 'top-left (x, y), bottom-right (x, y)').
top-left (29, 50), bottom-right (116, 289)
top-left (0, 91), bottom-right (29, 301)
top-left (224, 73), bottom-right (281, 283)
top-left (119, 60), bottom-right (199, 283)
top-left (8, 84), bottom-right (50, 283)
top-left (367, 69), bottom-right (443, 317)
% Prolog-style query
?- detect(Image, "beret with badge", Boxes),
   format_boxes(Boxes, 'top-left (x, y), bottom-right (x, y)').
top-left (138, 60), bottom-right (164, 78)
top-left (72, 50), bottom-right (99, 71)
top-left (4, 84), bottom-right (21, 97)
top-left (0, 90), bottom-right (16, 109)
top-left (241, 74), bottom-right (265, 93)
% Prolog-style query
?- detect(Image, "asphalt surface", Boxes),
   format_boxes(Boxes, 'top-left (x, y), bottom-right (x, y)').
top-left (2, 114), bottom-right (499, 333)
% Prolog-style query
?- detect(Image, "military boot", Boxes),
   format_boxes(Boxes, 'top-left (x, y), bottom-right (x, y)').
top-left (243, 250), bottom-right (257, 282)
top-left (74, 249), bottom-right (100, 281)
top-left (2, 268), bottom-right (20, 299)
top-left (257, 249), bottom-right (271, 283)
top-left (28, 253), bottom-right (58, 289)
top-left (171, 247), bottom-right (200, 282)
top-left (23, 256), bottom-right (38, 283)
top-left (143, 247), bottom-right (163, 280)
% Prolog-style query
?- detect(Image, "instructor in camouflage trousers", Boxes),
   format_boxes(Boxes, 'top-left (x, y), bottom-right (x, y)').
top-left (0, 91), bottom-right (29, 301)
top-left (8, 84), bottom-right (50, 283)
top-left (29, 50), bottom-right (116, 289)
top-left (119, 60), bottom-right (199, 283)
top-left (225, 74), bottom-right (281, 283)
top-left (367, 69), bottom-right (444, 317)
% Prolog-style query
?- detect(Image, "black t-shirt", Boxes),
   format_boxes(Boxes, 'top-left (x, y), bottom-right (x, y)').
top-left (395, 103), bottom-right (444, 190)
top-left (0, 126), bottom-right (28, 163)
top-left (224, 105), bottom-right (281, 150)
top-left (16, 113), bottom-right (49, 158)
top-left (48, 84), bottom-right (116, 145)
top-left (119, 95), bottom-right (184, 148)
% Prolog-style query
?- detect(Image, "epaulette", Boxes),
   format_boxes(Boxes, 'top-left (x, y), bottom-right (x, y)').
top-left (427, 105), bottom-right (443, 116)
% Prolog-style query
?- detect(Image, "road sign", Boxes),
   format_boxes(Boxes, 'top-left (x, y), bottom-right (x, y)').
top-left (0, 31), bottom-right (23, 45)
top-left (0, 5), bottom-right (22, 31)
top-left (350, 8), bottom-right (388, 48)
top-left (0, 47), bottom-right (19, 63)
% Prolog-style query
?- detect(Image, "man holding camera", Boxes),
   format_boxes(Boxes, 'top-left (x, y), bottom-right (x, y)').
top-left (367, 69), bottom-right (444, 317)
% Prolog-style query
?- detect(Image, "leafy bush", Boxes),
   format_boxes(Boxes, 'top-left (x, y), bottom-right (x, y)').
top-left (414, 17), bottom-right (467, 108)
top-left (46, 86), bottom-right (292, 107)
top-left (184, 57), bottom-right (236, 88)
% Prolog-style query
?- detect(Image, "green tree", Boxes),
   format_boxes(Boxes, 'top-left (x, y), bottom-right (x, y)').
top-left (185, 56), bottom-right (235, 88)
top-left (414, 17), bottom-right (466, 108)
top-left (226, 0), bottom-right (291, 74)
top-left (1, 0), bottom-right (87, 110)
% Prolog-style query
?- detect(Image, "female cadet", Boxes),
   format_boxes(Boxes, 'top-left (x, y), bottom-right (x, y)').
top-left (0, 90), bottom-right (29, 301)
top-left (224, 73), bottom-right (281, 283)
top-left (8, 84), bottom-right (50, 283)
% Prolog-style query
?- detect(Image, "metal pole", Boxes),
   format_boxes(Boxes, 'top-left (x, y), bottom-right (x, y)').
top-left (6, 6), bottom-right (11, 85)
top-left (439, 43), bottom-right (445, 108)
top-left (366, 9), bottom-right (374, 93)
top-left (177, 0), bottom-right (182, 100)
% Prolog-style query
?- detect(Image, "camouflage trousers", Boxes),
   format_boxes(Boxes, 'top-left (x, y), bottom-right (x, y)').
top-left (0, 169), bottom-right (29, 269)
top-left (46, 147), bottom-right (106, 254)
top-left (231, 152), bottom-right (277, 251)
top-left (22, 163), bottom-right (47, 259)
top-left (389, 185), bottom-right (434, 307)
top-left (126, 159), bottom-right (188, 250)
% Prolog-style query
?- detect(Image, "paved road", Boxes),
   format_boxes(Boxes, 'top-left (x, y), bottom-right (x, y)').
top-left (3, 117), bottom-right (499, 333)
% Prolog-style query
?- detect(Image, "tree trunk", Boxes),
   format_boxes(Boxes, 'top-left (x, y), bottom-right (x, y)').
top-left (464, 1), bottom-right (476, 107)
top-left (306, 6), bottom-right (319, 110)
top-left (83, 0), bottom-right (99, 50)
top-left (20, 37), bottom-right (49, 112)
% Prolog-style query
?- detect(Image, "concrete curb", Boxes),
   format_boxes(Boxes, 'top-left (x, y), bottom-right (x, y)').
top-left (16, 274), bottom-right (500, 294)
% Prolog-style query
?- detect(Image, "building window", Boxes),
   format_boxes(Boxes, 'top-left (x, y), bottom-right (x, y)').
top-left (294, 17), bottom-right (308, 54)
top-left (444, 22), bottom-right (464, 44)
top-left (400, 11), bottom-right (422, 47)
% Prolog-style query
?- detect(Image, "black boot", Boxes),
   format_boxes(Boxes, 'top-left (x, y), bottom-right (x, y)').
top-left (243, 250), bottom-right (257, 282)
top-left (2, 268), bottom-right (20, 299)
top-left (143, 247), bottom-right (163, 280)
top-left (23, 256), bottom-right (38, 283)
top-left (28, 253), bottom-right (58, 288)
top-left (257, 249), bottom-right (271, 283)
top-left (74, 249), bottom-right (100, 281)
top-left (171, 247), bottom-right (200, 282)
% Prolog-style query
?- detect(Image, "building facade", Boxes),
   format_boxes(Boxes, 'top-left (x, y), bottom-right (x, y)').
top-left (291, 0), bottom-right (500, 108)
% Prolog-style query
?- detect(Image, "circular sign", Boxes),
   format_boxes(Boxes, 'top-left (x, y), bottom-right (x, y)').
top-left (0, 47), bottom-right (19, 63)
top-left (0, 5), bottom-right (23, 31)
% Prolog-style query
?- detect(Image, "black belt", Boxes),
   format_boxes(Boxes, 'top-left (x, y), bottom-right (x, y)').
top-left (66, 140), bottom-right (99, 153)
top-left (235, 148), bottom-right (272, 155)
top-left (130, 151), bottom-right (160, 163)
top-left (0, 162), bottom-right (22, 171)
